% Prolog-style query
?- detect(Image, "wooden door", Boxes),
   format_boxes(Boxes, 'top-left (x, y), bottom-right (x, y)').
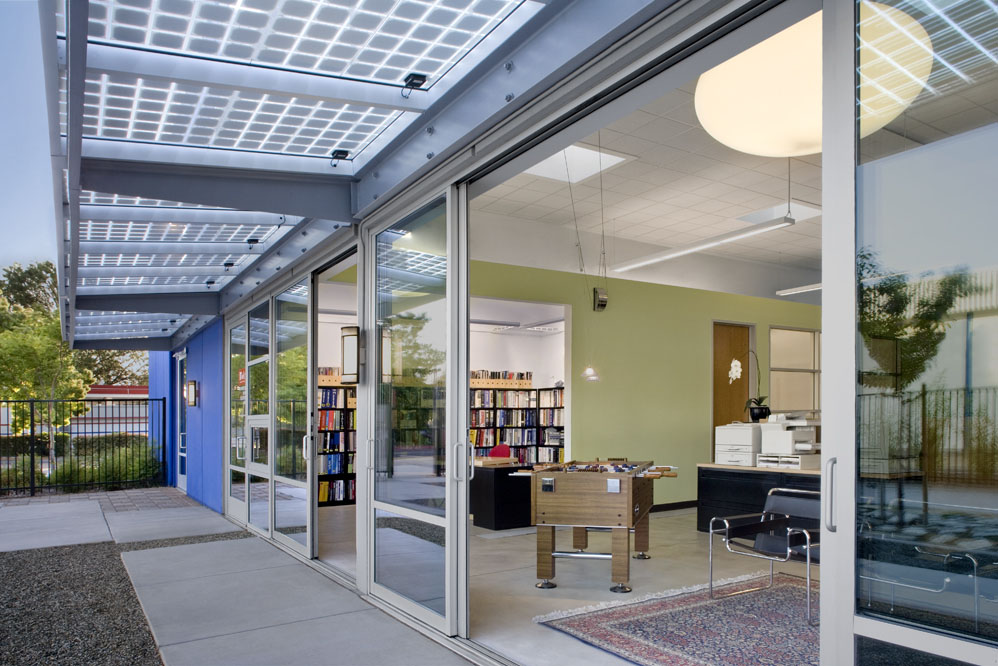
top-left (713, 323), bottom-right (750, 449)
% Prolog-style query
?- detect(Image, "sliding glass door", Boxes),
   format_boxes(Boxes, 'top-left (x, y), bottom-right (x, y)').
top-left (825, 0), bottom-right (998, 662)
top-left (364, 189), bottom-right (470, 635)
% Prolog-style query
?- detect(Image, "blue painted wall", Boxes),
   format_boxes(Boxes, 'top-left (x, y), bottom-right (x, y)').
top-left (148, 351), bottom-right (174, 486)
top-left (166, 319), bottom-right (225, 514)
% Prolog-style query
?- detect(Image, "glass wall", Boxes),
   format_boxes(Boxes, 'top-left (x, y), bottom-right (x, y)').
top-left (855, 0), bottom-right (998, 642)
top-left (229, 324), bottom-right (246, 502)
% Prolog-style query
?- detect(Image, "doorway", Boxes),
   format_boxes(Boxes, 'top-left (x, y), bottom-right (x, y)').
top-left (176, 352), bottom-right (188, 493)
top-left (713, 323), bottom-right (752, 443)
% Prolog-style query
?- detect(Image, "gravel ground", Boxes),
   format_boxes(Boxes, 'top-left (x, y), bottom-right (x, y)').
top-left (0, 531), bottom-right (251, 666)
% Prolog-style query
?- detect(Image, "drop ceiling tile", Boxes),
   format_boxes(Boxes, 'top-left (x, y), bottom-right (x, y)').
top-left (605, 110), bottom-right (658, 135)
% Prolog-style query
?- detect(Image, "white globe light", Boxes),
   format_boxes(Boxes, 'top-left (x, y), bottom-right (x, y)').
top-left (694, 3), bottom-right (933, 158)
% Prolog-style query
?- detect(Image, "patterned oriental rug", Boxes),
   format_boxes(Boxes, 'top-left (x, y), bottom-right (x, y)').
top-left (535, 573), bottom-right (818, 666)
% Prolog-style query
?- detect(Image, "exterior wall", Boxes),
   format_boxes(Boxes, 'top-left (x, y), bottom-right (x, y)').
top-left (148, 350), bottom-right (173, 487)
top-left (171, 320), bottom-right (225, 513)
top-left (470, 260), bottom-right (822, 505)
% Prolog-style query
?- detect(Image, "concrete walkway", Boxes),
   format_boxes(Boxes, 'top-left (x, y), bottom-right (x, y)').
top-left (0, 488), bottom-right (471, 666)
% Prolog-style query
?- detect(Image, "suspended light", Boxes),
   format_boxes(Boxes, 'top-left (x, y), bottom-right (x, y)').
top-left (694, 3), bottom-right (933, 158)
top-left (582, 366), bottom-right (601, 382)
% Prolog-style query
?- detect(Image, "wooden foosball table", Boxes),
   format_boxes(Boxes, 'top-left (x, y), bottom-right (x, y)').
top-left (527, 461), bottom-right (678, 593)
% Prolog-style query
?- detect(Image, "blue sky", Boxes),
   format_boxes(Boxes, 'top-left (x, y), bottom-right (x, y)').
top-left (0, 1), bottom-right (59, 270)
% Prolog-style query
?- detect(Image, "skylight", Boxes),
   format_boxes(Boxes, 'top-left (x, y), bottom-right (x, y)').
top-left (85, 0), bottom-right (524, 89)
top-left (524, 145), bottom-right (627, 183)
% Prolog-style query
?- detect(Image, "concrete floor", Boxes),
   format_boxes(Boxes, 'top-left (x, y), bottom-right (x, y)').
top-left (467, 508), bottom-right (816, 666)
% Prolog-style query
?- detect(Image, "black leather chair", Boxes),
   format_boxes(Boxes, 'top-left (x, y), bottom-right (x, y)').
top-left (708, 487), bottom-right (821, 623)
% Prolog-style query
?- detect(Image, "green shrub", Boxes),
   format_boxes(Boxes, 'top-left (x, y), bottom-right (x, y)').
top-left (0, 433), bottom-right (70, 458)
top-left (46, 459), bottom-right (97, 492)
top-left (94, 445), bottom-right (160, 490)
top-left (0, 456), bottom-right (47, 493)
top-left (72, 433), bottom-right (149, 456)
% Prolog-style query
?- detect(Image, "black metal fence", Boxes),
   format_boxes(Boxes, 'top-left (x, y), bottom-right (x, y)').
top-left (859, 386), bottom-right (998, 485)
top-left (0, 398), bottom-right (166, 496)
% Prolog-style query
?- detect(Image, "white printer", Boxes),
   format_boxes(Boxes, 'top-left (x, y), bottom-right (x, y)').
top-left (714, 423), bottom-right (761, 466)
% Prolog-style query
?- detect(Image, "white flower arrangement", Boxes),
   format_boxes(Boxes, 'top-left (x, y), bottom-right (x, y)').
top-left (728, 359), bottom-right (742, 384)
top-left (727, 351), bottom-right (767, 411)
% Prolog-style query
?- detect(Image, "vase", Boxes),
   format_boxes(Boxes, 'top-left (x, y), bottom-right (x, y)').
top-left (749, 406), bottom-right (771, 423)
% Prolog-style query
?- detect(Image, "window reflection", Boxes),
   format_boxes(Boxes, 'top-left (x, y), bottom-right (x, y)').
top-left (856, 0), bottom-right (998, 642)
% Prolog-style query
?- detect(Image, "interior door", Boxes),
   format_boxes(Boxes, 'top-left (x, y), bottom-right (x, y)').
top-left (272, 280), bottom-right (312, 554)
top-left (713, 323), bottom-right (750, 446)
top-left (365, 190), bottom-right (469, 635)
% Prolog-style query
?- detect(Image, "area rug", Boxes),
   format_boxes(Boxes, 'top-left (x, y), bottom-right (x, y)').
top-left (535, 573), bottom-right (818, 666)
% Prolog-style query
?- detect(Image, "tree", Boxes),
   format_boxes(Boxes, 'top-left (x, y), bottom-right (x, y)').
top-left (0, 260), bottom-right (148, 386)
top-left (858, 248), bottom-right (979, 392)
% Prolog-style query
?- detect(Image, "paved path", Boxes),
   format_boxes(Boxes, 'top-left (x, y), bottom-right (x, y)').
top-left (0, 486), bottom-right (198, 512)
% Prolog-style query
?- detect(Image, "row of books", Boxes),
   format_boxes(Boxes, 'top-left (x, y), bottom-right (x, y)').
top-left (319, 387), bottom-right (353, 409)
top-left (317, 366), bottom-right (340, 376)
top-left (319, 409), bottom-right (355, 431)
top-left (320, 452), bottom-right (355, 474)
top-left (470, 410), bottom-right (495, 427)
top-left (539, 409), bottom-right (564, 426)
top-left (318, 478), bottom-right (355, 503)
top-left (470, 428), bottom-right (495, 447)
top-left (497, 410), bottom-right (536, 427)
top-left (498, 428), bottom-right (537, 446)
top-left (539, 388), bottom-right (565, 408)
top-left (471, 445), bottom-right (565, 464)
top-left (318, 430), bottom-right (356, 452)
top-left (540, 428), bottom-right (564, 446)
top-left (470, 389), bottom-right (541, 408)
top-left (470, 370), bottom-right (533, 380)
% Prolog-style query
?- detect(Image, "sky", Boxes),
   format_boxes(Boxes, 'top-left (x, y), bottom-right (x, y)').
top-left (0, 1), bottom-right (59, 270)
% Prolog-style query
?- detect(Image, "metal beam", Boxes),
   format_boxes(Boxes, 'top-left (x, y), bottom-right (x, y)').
top-left (74, 337), bottom-right (174, 351)
top-left (80, 137), bottom-right (349, 177)
top-left (79, 206), bottom-right (288, 226)
top-left (78, 265), bottom-right (236, 278)
top-left (75, 322), bottom-right (180, 335)
top-left (80, 240), bottom-right (266, 255)
top-left (76, 292), bottom-right (219, 315)
top-left (75, 314), bottom-right (185, 325)
top-left (82, 42), bottom-right (429, 113)
top-left (65, 0), bottom-right (89, 347)
top-left (81, 158), bottom-right (356, 221)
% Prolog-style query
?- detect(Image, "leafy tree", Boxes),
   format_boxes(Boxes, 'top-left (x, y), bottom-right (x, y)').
top-left (74, 349), bottom-right (149, 386)
top-left (0, 262), bottom-right (58, 313)
top-left (858, 248), bottom-right (979, 392)
top-left (385, 312), bottom-right (446, 385)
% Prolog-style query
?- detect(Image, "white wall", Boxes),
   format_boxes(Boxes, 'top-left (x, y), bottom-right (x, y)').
top-left (470, 330), bottom-right (565, 388)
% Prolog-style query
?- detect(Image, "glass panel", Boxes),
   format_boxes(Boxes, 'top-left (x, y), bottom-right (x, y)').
top-left (179, 357), bottom-right (187, 439)
top-left (856, 0), bottom-right (998, 643)
top-left (374, 509), bottom-right (446, 615)
top-left (248, 474), bottom-right (269, 532)
top-left (275, 282), bottom-right (308, 481)
top-left (229, 469), bottom-right (245, 502)
top-left (249, 302), bottom-right (269, 361)
top-left (771, 371), bottom-right (816, 412)
top-left (251, 425), bottom-right (268, 466)
top-left (856, 637), bottom-right (968, 665)
top-left (275, 479), bottom-right (307, 546)
top-left (770, 328), bottom-right (815, 369)
top-left (229, 324), bottom-right (246, 466)
top-left (249, 360), bottom-right (269, 416)
top-left (374, 199), bottom-right (448, 516)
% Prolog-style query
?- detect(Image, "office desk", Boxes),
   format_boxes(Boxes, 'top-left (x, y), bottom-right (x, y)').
top-left (470, 464), bottom-right (531, 530)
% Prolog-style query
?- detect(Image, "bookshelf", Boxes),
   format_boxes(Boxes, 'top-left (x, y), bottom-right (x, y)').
top-left (317, 383), bottom-right (357, 507)
top-left (471, 387), bottom-right (565, 464)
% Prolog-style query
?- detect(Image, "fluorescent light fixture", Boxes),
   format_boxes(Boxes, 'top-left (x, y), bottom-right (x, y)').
top-left (739, 202), bottom-right (821, 224)
top-left (776, 283), bottom-right (823, 296)
top-left (613, 217), bottom-right (796, 273)
top-left (694, 3), bottom-right (933, 157)
top-left (525, 145), bottom-right (627, 183)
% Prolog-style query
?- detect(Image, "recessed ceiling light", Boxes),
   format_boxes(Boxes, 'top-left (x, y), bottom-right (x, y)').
top-left (525, 145), bottom-right (627, 183)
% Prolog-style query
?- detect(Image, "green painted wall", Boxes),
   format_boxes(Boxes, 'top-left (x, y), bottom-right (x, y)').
top-left (470, 260), bottom-right (821, 505)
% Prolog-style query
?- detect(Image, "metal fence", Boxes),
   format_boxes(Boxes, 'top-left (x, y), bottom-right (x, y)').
top-left (859, 386), bottom-right (998, 484)
top-left (0, 398), bottom-right (166, 496)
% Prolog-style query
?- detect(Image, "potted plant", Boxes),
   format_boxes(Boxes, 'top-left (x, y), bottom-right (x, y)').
top-left (728, 352), bottom-right (770, 422)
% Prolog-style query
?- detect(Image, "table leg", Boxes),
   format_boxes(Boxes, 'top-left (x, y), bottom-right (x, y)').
top-left (633, 513), bottom-right (650, 559)
top-left (572, 526), bottom-right (588, 551)
top-left (610, 527), bottom-right (631, 593)
top-left (536, 525), bottom-right (556, 589)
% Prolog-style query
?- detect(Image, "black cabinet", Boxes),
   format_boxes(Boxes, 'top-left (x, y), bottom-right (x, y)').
top-left (697, 466), bottom-right (820, 532)
top-left (470, 465), bottom-right (532, 530)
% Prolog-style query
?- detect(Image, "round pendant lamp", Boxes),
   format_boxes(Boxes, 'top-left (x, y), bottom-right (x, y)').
top-left (694, 3), bottom-right (933, 158)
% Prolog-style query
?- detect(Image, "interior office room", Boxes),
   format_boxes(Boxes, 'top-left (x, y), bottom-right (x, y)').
top-left (37, 0), bottom-right (998, 663)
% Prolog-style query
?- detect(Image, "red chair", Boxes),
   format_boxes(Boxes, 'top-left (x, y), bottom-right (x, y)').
top-left (489, 444), bottom-right (511, 458)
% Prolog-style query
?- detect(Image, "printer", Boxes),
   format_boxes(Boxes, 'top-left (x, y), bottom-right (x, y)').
top-left (714, 423), bottom-right (761, 466)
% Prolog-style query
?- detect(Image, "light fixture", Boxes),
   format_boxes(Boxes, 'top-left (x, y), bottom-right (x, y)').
top-left (403, 72), bottom-right (428, 89)
top-left (694, 3), bottom-right (933, 157)
top-left (525, 145), bottom-right (626, 183)
top-left (340, 326), bottom-right (359, 385)
top-left (186, 380), bottom-right (197, 407)
top-left (613, 217), bottom-right (795, 273)
top-left (582, 366), bottom-right (601, 382)
top-left (776, 283), bottom-right (823, 296)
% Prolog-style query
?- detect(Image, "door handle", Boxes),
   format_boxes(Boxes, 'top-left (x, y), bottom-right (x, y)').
top-left (468, 441), bottom-right (475, 481)
top-left (452, 442), bottom-right (465, 481)
top-left (824, 456), bottom-right (837, 533)
top-left (367, 438), bottom-right (375, 472)
top-left (301, 434), bottom-right (308, 461)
